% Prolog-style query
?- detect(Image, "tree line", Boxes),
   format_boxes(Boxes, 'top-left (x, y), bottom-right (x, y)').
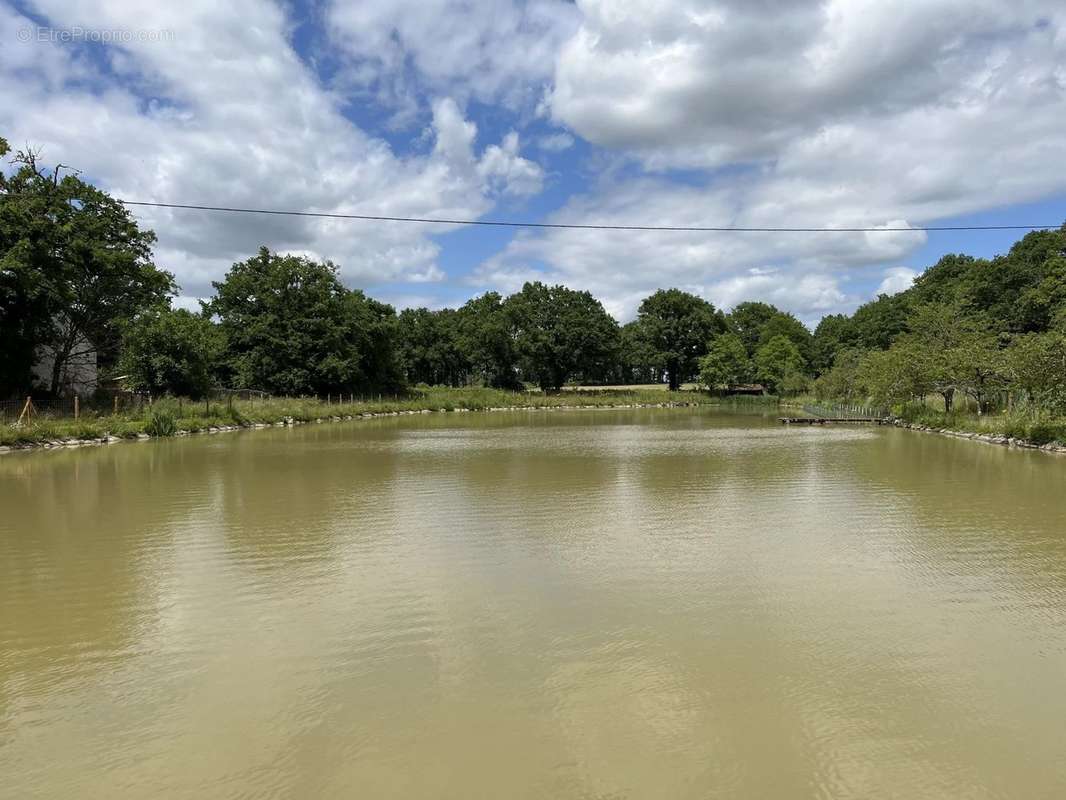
top-left (3, 137), bottom-right (1065, 412)
top-left (810, 229), bottom-right (1066, 415)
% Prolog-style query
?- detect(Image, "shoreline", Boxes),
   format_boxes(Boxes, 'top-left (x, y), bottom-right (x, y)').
top-left (890, 418), bottom-right (1066, 455)
top-left (0, 400), bottom-right (712, 456)
top-left (6, 399), bottom-right (1064, 458)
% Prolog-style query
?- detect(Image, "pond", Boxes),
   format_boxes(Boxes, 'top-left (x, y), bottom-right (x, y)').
top-left (2, 408), bottom-right (1065, 798)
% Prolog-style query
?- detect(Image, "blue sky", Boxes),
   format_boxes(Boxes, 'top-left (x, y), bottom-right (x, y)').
top-left (3, 0), bottom-right (1066, 325)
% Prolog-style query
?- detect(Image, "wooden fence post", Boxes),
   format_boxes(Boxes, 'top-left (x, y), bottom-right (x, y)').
top-left (114, 395), bottom-right (119, 415)
top-left (74, 394), bottom-right (80, 420)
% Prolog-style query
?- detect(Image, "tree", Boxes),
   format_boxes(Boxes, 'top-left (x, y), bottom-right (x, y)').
top-left (0, 143), bottom-right (175, 396)
top-left (726, 301), bottom-right (779, 357)
top-left (1007, 332), bottom-right (1066, 413)
top-left (812, 314), bottom-right (854, 375)
top-left (856, 339), bottom-right (936, 407)
top-left (456, 292), bottom-right (519, 389)
top-left (754, 335), bottom-right (805, 394)
top-left (757, 311), bottom-right (814, 365)
top-left (848, 292), bottom-right (912, 351)
top-left (946, 332), bottom-right (1008, 415)
top-left (636, 289), bottom-right (725, 390)
top-left (698, 333), bottom-right (750, 390)
top-left (206, 247), bottom-right (401, 395)
top-left (504, 282), bottom-right (619, 391)
top-left (396, 307), bottom-right (468, 386)
top-left (119, 308), bottom-right (225, 398)
top-left (617, 320), bottom-right (657, 384)
top-left (813, 348), bottom-right (867, 401)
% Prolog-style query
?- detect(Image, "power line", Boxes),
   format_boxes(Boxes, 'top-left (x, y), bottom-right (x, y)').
top-left (113, 200), bottom-right (1059, 233)
top-left (112, 199), bottom-right (1061, 231)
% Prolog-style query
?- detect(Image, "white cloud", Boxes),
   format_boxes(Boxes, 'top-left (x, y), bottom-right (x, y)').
top-left (876, 267), bottom-right (919, 296)
top-left (474, 175), bottom-right (925, 321)
top-left (551, 1), bottom-right (1066, 172)
top-left (326, 0), bottom-right (580, 112)
top-left (4, 0), bottom-right (1066, 328)
top-left (537, 132), bottom-right (575, 152)
top-left (467, 0), bottom-right (1066, 322)
top-left (0, 0), bottom-right (543, 303)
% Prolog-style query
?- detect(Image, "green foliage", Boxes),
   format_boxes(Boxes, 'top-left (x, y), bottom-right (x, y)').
top-left (396, 307), bottom-right (468, 386)
top-left (754, 335), bottom-right (805, 394)
top-left (847, 292), bottom-right (912, 351)
top-left (0, 143), bottom-right (174, 395)
top-left (205, 247), bottom-right (402, 396)
top-left (635, 289), bottom-right (726, 390)
top-left (616, 320), bottom-right (658, 384)
top-left (811, 314), bottom-right (852, 374)
top-left (504, 282), bottom-right (619, 391)
top-left (756, 311), bottom-right (814, 365)
top-left (119, 309), bottom-right (225, 398)
top-left (456, 291), bottom-right (519, 389)
top-left (144, 407), bottom-right (177, 437)
top-left (813, 348), bottom-right (866, 401)
top-left (1007, 332), bottom-right (1066, 413)
top-left (698, 333), bottom-right (750, 389)
top-left (726, 301), bottom-right (779, 357)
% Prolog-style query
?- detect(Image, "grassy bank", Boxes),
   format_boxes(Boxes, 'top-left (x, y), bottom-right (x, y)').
top-left (894, 404), bottom-right (1066, 447)
top-left (1, 387), bottom-right (760, 450)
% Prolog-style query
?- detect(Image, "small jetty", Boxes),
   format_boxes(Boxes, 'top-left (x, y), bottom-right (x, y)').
top-left (779, 403), bottom-right (890, 425)
top-left (779, 416), bottom-right (886, 425)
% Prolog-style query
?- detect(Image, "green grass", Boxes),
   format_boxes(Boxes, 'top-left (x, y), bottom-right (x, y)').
top-left (1, 386), bottom-right (732, 449)
top-left (895, 403), bottom-right (1066, 446)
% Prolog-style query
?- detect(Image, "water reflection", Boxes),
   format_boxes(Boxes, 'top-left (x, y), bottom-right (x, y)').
top-left (2, 410), bottom-right (1066, 797)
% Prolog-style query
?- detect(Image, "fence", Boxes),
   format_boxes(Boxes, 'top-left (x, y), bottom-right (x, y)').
top-left (0, 391), bottom-right (152, 425)
top-left (803, 402), bottom-right (890, 420)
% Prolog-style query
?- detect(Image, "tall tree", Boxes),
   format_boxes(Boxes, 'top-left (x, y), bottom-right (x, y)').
top-left (698, 333), bottom-right (750, 390)
top-left (396, 307), bottom-right (468, 386)
top-left (848, 292), bottom-right (912, 351)
top-left (617, 320), bottom-right (657, 384)
top-left (504, 282), bottom-right (619, 391)
top-left (456, 292), bottom-right (519, 389)
top-left (206, 247), bottom-right (400, 395)
top-left (811, 314), bottom-right (854, 374)
top-left (754, 335), bottom-right (806, 395)
top-left (0, 143), bottom-right (174, 396)
top-left (726, 301), bottom-right (780, 357)
top-left (757, 311), bottom-right (814, 365)
top-left (636, 289), bottom-right (725, 390)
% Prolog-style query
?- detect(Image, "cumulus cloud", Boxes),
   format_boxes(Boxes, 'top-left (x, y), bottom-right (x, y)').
top-left (326, 0), bottom-right (580, 112)
top-left (475, 0), bottom-right (1066, 321)
top-left (0, 0), bottom-right (543, 303)
top-left (474, 174), bottom-right (925, 321)
top-left (876, 267), bottom-right (919, 296)
top-left (4, 0), bottom-right (1066, 327)
top-left (551, 1), bottom-right (1066, 170)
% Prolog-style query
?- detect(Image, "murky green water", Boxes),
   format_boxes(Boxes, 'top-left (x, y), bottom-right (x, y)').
top-left (3, 408), bottom-right (1066, 798)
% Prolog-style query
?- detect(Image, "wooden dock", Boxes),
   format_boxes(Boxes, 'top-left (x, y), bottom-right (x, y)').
top-left (779, 417), bottom-right (886, 425)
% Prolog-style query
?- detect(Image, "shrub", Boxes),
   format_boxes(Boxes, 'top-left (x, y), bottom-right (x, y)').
top-left (1026, 422), bottom-right (1066, 446)
top-left (144, 408), bottom-right (177, 437)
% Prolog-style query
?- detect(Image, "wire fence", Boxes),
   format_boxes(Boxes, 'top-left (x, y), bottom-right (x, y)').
top-left (803, 402), bottom-right (890, 420)
top-left (0, 388), bottom-right (280, 425)
top-left (0, 391), bottom-right (155, 424)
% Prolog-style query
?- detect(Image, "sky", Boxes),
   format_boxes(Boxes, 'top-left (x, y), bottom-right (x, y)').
top-left (2, 0), bottom-right (1066, 326)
